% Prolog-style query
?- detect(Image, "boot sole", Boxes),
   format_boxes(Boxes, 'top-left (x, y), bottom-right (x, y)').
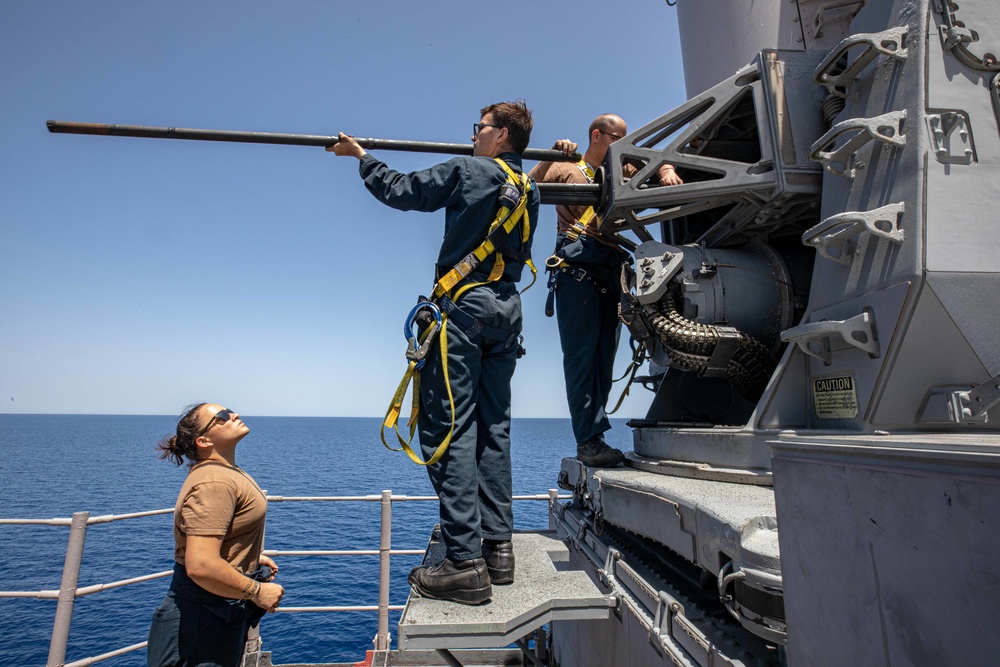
top-left (488, 568), bottom-right (514, 585)
top-left (577, 454), bottom-right (625, 467)
top-left (409, 578), bottom-right (493, 605)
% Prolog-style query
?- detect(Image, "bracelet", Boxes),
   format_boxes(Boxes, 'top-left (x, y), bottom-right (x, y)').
top-left (251, 580), bottom-right (262, 600)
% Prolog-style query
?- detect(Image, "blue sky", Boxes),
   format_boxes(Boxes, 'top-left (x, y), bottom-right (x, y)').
top-left (0, 1), bottom-right (687, 417)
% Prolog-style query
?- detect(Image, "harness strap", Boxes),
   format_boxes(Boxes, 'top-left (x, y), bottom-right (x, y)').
top-left (607, 339), bottom-right (647, 415)
top-left (564, 159), bottom-right (598, 243)
top-left (558, 265), bottom-right (608, 292)
top-left (432, 159), bottom-right (534, 301)
top-left (382, 157), bottom-right (534, 467)
top-left (544, 269), bottom-right (558, 317)
top-left (380, 316), bottom-right (455, 466)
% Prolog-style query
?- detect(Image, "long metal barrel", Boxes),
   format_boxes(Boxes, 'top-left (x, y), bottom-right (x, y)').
top-left (45, 121), bottom-right (583, 163)
top-left (537, 183), bottom-right (601, 206)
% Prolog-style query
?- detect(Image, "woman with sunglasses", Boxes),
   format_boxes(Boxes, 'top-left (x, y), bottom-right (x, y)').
top-left (147, 403), bottom-right (284, 667)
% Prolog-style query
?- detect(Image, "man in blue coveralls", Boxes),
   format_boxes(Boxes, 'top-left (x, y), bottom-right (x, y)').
top-left (329, 101), bottom-right (540, 605)
top-left (531, 115), bottom-right (682, 467)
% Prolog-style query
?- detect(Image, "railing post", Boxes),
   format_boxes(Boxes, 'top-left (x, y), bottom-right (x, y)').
top-left (548, 488), bottom-right (560, 530)
top-left (375, 489), bottom-right (392, 651)
top-left (244, 490), bottom-right (267, 666)
top-left (47, 511), bottom-right (89, 667)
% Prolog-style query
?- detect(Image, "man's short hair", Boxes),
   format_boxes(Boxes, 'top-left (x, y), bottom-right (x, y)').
top-left (481, 99), bottom-right (534, 156)
top-left (589, 114), bottom-right (624, 136)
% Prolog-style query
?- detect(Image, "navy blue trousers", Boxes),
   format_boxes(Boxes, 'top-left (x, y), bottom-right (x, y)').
top-left (147, 564), bottom-right (267, 667)
top-left (418, 282), bottom-right (520, 561)
top-left (554, 235), bottom-right (627, 444)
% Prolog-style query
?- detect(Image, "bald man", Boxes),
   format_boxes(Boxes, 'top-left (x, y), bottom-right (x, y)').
top-left (530, 114), bottom-right (681, 467)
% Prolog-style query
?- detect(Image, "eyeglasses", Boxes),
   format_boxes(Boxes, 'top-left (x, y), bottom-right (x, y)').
top-left (473, 123), bottom-right (501, 137)
top-left (598, 129), bottom-right (624, 141)
top-left (200, 408), bottom-right (236, 435)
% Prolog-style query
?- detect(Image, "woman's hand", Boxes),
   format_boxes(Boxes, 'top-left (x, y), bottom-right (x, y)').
top-left (254, 581), bottom-right (284, 612)
top-left (258, 554), bottom-right (279, 579)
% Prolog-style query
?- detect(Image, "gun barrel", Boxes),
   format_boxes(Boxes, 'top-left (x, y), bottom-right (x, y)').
top-left (537, 183), bottom-right (601, 206)
top-left (45, 121), bottom-right (582, 162)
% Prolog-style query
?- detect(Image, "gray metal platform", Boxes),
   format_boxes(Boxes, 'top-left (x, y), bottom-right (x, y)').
top-left (560, 458), bottom-right (780, 593)
top-left (397, 530), bottom-right (614, 650)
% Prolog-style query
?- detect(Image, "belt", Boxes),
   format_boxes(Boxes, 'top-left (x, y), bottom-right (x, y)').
top-left (438, 295), bottom-right (522, 352)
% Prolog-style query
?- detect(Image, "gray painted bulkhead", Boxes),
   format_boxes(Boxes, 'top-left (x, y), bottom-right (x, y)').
top-left (553, 0), bottom-right (1000, 665)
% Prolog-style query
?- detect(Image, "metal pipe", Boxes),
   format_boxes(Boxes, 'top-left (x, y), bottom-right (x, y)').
top-left (47, 511), bottom-right (88, 667)
top-left (275, 604), bottom-right (405, 612)
top-left (263, 549), bottom-right (424, 556)
top-left (436, 649), bottom-right (466, 667)
top-left (63, 641), bottom-right (148, 667)
top-left (537, 182), bottom-right (601, 206)
top-left (376, 489), bottom-right (392, 652)
top-left (265, 494), bottom-right (568, 502)
top-left (45, 121), bottom-right (582, 162)
top-left (548, 489), bottom-right (560, 531)
top-left (514, 638), bottom-right (548, 667)
top-left (86, 508), bottom-right (173, 524)
top-left (75, 570), bottom-right (172, 597)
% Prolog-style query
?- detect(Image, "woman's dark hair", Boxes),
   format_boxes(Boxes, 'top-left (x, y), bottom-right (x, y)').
top-left (157, 402), bottom-right (208, 466)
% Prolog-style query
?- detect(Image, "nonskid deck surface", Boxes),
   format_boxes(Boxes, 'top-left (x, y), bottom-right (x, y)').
top-left (271, 647), bottom-right (528, 667)
top-left (397, 530), bottom-right (613, 651)
top-left (561, 458), bottom-right (778, 567)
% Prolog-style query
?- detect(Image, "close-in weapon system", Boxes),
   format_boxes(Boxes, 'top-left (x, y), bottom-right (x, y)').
top-left (549, 1), bottom-right (1000, 665)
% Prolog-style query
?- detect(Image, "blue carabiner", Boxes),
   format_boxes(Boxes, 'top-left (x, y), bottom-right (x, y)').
top-left (404, 300), bottom-right (442, 343)
top-left (403, 300), bottom-right (443, 368)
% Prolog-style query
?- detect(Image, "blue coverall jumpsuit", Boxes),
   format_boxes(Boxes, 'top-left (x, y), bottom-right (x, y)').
top-left (553, 234), bottom-right (627, 444)
top-left (358, 152), bottom-right (540, 562)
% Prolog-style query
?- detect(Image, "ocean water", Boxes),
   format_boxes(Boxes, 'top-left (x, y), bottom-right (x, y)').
top-left (0, 414), bottom-right (633, 666)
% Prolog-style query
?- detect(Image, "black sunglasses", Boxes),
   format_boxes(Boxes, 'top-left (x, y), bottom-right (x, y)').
top-left (473, 122), bottom-right (501, 137)
top-left (200, 408), bottom-right (235, 435)
top-left (598, 129), bottom-right (624, 141)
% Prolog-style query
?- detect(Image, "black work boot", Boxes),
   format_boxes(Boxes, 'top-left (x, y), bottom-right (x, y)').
top-left (576, 435), bottom-right (626, 467)
top-left (482, 539), bottom-right (515, 585)
top-left (408, 557), bottom-right (492, 605)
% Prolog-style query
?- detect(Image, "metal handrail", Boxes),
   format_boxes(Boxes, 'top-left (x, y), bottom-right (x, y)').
top-left (0, 489), bottom-right (569, 667)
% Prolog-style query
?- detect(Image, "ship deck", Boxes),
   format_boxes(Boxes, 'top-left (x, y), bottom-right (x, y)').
top-left (397, 530), bottom-right (614, 651)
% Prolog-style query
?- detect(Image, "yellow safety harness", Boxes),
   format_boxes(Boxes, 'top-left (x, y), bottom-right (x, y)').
top-left (380, 158), bottom-right (535, 465)
top-left (545, 159), bottom-right (598, 272)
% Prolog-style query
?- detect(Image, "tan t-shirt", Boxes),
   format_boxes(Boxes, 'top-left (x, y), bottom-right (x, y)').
top-left (173, 461), bottom-right (267, 573)
top-left (528, 160), bottom-right (637, 243)
top-left (529, 160), bottom-right (596, 237)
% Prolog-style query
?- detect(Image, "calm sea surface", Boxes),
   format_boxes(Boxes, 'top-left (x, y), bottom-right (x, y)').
top-left (0, 414), bottom-right (633, 666)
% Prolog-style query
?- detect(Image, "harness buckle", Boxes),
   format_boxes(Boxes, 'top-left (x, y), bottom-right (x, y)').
top-left (545, 254), bottom-right (566, 270)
